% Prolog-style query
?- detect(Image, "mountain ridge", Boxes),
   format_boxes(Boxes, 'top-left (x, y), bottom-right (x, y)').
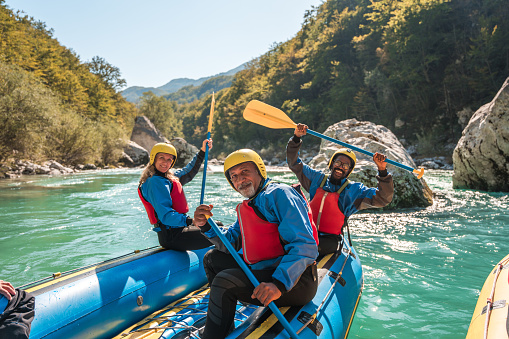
top-left (121, 63), bottom-right (246, 103)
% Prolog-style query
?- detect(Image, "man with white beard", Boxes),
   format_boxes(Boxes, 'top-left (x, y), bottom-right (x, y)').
top-left (193, 149), bottom-right (319, 339)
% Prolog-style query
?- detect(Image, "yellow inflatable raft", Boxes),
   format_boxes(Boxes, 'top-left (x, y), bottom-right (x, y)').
top-left (466, 253), bottom-right (509, 339)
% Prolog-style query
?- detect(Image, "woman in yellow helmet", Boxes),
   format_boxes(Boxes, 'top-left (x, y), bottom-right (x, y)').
top-left (138, 139), bottom-right (213, 251)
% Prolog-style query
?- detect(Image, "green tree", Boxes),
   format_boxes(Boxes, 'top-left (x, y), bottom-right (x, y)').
top-left (86, 56), bottom-right (127, 91)
top-left (138, 92), bottom-right (182, 138)
top-left (0, 3), bottom-right (136, 127)
top-left (0, 62), bottom-right (56, 161)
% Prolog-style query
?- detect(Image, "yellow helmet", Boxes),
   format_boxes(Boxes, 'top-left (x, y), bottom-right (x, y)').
top-left (149, 143), bottom-right (177, 168)
top-left (224, 149), bottom-right (266, 190)
top-left (328, 148), bottom-right (356, 174)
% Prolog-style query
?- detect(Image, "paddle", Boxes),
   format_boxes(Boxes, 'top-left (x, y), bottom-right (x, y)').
top-left (200, 93), bottom-right (215, 204)
top-left (205, 216), bottom-right (301, 339)
top-left (243, 100), bottom-right (425, 179)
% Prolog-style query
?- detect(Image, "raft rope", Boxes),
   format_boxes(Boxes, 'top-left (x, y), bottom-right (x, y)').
top-left (120, 289), bottom-right (258, 338)
top-left (296, 241), bottom-right (353, 334)
top-left (20, 245), bottom-right (162, 290)
top-left (483, 256), bottom-right (509, 339)
top-left (118, 287), bottom-right (210, 337)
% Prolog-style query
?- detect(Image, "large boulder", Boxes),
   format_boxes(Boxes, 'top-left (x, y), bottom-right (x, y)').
top-left (452, 77), bottom-right (509, 191)
top-left (129, 116), bottom-right (198, 167)
top-left (130, 116), bottom-right (170, 152)
top-left (308, 119), bottom-right (432, 209)
top-left (123, 140), bottom-right (149, 167)
top-left (170, 137), bottom-right (199, 168)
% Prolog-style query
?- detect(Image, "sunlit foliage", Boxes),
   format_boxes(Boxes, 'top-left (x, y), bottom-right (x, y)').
top-left (0, 1), bottom-right (136, 165)
top-left (184, 0), bottom-right (509, 156)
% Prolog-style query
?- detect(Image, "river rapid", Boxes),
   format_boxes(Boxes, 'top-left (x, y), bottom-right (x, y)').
top-left (0, 167), bottom-right (507, 338)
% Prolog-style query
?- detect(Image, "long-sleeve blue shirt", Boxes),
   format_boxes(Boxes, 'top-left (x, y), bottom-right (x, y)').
top-left (141, 150), bottom-right (205, 228)
top-left (202, 179), bottom-right (318, 292)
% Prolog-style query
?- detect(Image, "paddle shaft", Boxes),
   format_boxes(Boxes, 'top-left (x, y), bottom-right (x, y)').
top-left (199, 131), bottom-right (211, 205)
top-left (206, 217), bottom-right (300, 339)
top-left (200, 93), bottom-right (215, 204)
top-left (306, 129), bottom-right (416, 172)
top-left (242, 100), bottom-right (423, 178)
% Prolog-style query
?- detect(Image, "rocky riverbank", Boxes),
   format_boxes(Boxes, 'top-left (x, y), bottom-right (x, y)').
top-left (1, 159), bottom-right (109, 179)
top-left (1, 112), bottom-right (454, 183)
top-left (1, 148), bottom-right (453, 180)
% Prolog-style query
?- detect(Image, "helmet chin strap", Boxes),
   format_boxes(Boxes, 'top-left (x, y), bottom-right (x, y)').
top-left (253, 168), bottom-right (266, 193)
top-left (256, 179), bottom-right (265, 193)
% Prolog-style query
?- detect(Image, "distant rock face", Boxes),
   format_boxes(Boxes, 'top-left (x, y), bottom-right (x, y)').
top-left (130, 116), bottom-right (170, 152)
top-left (308, 119), bottom-right (433, 208)
top-left (453, 77), bottom-right (509, 191)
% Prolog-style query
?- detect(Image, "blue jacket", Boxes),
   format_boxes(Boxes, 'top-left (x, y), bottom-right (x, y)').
top-left (141, 150), bottom-right (204, 228)
top-left (287, 136), bottom-right (393, 218)
top-left (0, 295), bottom-right (7, 315)
top-left (203, 179), bottom-right (318, 292)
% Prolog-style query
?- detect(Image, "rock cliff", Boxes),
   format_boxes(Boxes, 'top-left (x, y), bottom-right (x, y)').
top-left (130, 116), bottom-right (170, 153)
top-left (452, 77), bottom-right (509, 191)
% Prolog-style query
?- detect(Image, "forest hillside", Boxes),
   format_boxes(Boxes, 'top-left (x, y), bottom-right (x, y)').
top-left (0, 1), bottom-right (136, 166)
top-left (176, 0), bottom-right (509, 159)
top-left (2, 0), bottom-right (508, 167)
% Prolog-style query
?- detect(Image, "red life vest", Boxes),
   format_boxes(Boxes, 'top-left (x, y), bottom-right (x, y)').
top-left (236, 184), bottom-right (319, 265)
top-left (309, 177), bottom-right (350, 235)
top-left (138, 179), bottom-right (189, 225)
top-left (169, 180), bottom-right (189, 214)
top-left (237, 201), bottom-right (284, 265)
top-left (292, 184), bottom-right (319, 246)
top-left (138, 187), bottom-right (158, 225)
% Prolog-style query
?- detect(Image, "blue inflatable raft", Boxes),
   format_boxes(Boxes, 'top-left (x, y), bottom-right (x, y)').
top-left (21, 246), bottom-right (210, 339)
top-left (22, 242), bottom-right (362, 338)
top-left (113, 242), bottom-right (363, 339)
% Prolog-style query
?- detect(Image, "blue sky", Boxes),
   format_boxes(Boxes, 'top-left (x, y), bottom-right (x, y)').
top-left (5, 0), bottom-right (323, 88)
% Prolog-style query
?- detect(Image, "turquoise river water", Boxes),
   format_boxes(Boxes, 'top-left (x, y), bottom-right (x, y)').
top-left (0, 168), bottom-right (508, 338)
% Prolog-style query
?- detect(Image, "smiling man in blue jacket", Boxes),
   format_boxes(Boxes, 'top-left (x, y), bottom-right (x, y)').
top-left (287, 123), bottom-right (394, 256)
top-left (193, 149), bottom-right (319, 339)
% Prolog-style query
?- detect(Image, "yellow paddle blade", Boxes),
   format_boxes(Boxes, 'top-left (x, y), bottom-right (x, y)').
top-left (208, 92), bottom-right (215, 133)
top-left (413, 168), bottom-right (425, 179)
top-left (243, 100), bottom-right (297, 129)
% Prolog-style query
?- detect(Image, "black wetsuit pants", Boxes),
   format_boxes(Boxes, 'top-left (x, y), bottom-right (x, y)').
top-left (201, 249), bottom-right (318, 339)
top-left (157, 225), bottom-right (212, 251)
top-left (0, 289), bottom-right (35, 339)
top-left (318, 233), bottom-right (342, 257)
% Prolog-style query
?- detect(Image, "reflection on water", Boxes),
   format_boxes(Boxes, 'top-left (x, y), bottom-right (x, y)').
top-left (0, 169), bottom-right (507, 338)
top-left (347, 170), bottom-right (508, 338)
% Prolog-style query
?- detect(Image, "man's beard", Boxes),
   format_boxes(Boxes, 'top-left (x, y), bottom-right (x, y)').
top-left (238, 182), bottom-right (256, 198)
top-left (330, 168), bottom-right (346, 185)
